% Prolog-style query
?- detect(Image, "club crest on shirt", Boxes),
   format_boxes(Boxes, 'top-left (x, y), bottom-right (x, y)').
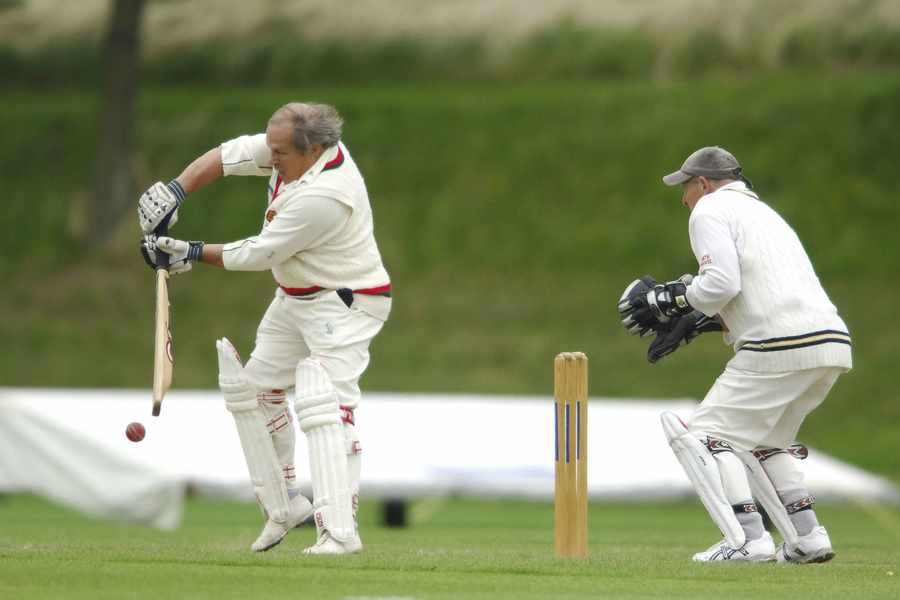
top-left (265, 209), bottom-right (277, 222)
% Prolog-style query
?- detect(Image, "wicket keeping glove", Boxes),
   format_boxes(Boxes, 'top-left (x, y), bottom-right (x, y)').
top-left (618, 275), bottom-right (663, 337)
top-left (624, 273), bottom-right (695, 333)
top-left (138, 180), bottom-right (187, 234)
top-left (646, 274), bottom-right (696, 320)
top-left (647, 310), bottom-right (723, 364)
top-left (140, 234), bottom-right (203, 275)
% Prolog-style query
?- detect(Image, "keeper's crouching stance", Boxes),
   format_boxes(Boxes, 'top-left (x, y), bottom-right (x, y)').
top-left (618, 147), bottom-right (851, 563)
top-left (658, 365), bottom-right (844, 563)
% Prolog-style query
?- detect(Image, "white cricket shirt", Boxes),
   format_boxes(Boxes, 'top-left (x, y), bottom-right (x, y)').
top-left (217, 134), bottom-right (390, 293)
top-left (684, 182), bottom-right (852, 372)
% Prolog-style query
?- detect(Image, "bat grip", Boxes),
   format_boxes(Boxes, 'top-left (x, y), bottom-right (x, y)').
top-left (154, 221), bottom-right (170, 270)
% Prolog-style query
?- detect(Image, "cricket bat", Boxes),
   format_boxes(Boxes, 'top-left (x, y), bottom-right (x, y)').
top-left (152, 223), bottom-right (174, 416)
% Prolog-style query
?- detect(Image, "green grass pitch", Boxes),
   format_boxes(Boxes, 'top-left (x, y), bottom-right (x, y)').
top-left (1, 496), bottom-right (898, 599)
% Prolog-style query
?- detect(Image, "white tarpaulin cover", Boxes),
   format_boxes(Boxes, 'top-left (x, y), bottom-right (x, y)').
top-left (1, 388), bottom-right (896, 529)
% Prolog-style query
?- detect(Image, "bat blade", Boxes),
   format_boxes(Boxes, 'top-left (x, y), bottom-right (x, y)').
top-left (152, 267), bottom-right (173, 416)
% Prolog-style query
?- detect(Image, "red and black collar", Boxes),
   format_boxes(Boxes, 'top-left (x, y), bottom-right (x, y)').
top-left (322, 146), bottom-right (344, 172)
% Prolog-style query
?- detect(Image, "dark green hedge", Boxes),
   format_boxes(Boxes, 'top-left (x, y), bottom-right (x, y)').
top-left (2, 75), bottom-right (899, 478)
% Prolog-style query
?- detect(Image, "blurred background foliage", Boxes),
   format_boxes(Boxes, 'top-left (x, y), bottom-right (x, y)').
top-left (3, 1), bottom-right (900, 86)
top-left (1, 0), bottom-right (898, 479)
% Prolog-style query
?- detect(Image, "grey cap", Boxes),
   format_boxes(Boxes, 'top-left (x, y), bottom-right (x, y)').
top-left (662, 146), bottom-right (743, 186)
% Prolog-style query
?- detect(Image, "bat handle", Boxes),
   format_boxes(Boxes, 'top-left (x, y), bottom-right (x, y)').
top-left (155, 221), bottom-right (170, 270)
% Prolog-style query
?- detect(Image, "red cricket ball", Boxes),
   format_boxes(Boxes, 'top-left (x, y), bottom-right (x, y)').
top-left (126, 421), bottom-right (146, 443)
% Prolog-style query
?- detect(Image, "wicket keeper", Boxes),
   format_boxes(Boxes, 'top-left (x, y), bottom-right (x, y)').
top-left (619, 147), bottom-right (851, 562)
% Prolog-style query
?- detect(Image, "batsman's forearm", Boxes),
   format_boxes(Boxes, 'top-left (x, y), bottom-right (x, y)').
top-left (175, 147), bottom-right (224, 194)
top-left (200, 243), bottom-right (225, 268)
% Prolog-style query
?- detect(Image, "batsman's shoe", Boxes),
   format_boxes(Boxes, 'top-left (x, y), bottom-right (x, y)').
top-left (302, 531), bottom-right (363, 555)
top-left (776, 526), bottom-right (835, 564)
top-left (692, 531), bottom-right (776, 562)
top-left (251, 494), bottom-right (314, 552)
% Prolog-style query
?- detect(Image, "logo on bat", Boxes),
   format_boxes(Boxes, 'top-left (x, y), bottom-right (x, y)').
top-left (166, 330), bottom-right (174, 363)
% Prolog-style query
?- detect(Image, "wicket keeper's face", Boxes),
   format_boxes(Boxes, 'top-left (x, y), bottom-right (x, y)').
top-left (266, 121), bottom-right (323, 183)
top-left (680, 176), bottom-right (708, 211)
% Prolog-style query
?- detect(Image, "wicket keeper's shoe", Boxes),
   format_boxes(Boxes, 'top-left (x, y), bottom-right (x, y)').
top-left (302, 530), bottom-right (363, 555)
top-left (776, 526), bottom-right (835, 564)
top-left (692, 531), bottom-right (776, 562)
top-left (251, 494), bottom-right (314, 552)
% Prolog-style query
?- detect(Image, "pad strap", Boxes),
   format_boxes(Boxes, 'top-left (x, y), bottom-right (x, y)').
top-left (704, 437), bottom-right (734, 455)
top-left (752, 447), bottom-right (786, 461)
top-left (785, 495), bottom-right (816, 514)
top-left (753, 444), bottom-right (810, 462)
top-left (733, 502), bottom-right (758, 514)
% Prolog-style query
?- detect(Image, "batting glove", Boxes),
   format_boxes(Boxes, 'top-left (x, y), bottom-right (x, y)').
top-left (140, 234), bottom-right (203, 275)
top-left (138, 180), bottom-right (187, 234)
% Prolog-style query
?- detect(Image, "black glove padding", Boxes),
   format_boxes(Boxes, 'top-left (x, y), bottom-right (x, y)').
top-left (645, 280), bottom-right (693, 320)
top-left (618, 275), bottom-right (662, 336)
top-left (647, 310), bottom-right (723, 364)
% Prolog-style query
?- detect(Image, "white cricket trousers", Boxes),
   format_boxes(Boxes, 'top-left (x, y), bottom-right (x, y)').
top-left (689, 365), bottom-right (846, 451)
top-left (243, 288), bottom-right (390, 409)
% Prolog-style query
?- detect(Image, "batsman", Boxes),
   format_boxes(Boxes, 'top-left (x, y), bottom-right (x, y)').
top-left (137, 102), bottom-right (391, 555)
top-left (618, 147), bottom-right (852, 563)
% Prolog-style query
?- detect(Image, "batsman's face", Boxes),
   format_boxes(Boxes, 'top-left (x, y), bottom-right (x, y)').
top-left (266, 122), bottom-right (323, 183)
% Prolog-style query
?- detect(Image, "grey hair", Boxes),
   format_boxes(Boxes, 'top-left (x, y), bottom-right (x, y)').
top-left (269, 102), bottom-right (343, 153)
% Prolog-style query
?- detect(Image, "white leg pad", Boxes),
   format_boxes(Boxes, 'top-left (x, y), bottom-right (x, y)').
top-left (217, 338), bottom-right (290, 523)
top-left (258, 389), bottom-right (297, 493)
top-left (738, 450), bottom-right (800, 546)
top-left (295, 358), bottom-right (355, 542)
top-left (759, 450), bottom-right (808, 490)
top-left (713, 451), bottom-right (754, 504)
top-left (661, 411), bottom-right (746, 548)
top-left (345, 423), bottom-right (362, 523)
